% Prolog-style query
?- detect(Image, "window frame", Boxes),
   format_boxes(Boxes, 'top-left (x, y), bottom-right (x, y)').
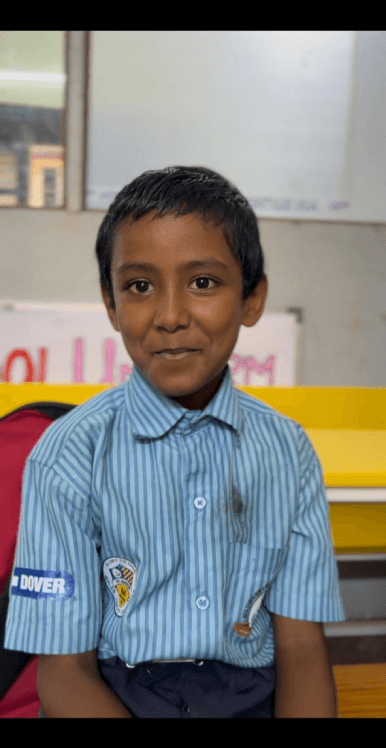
top-left (0, 31), bottom-right (89, 213)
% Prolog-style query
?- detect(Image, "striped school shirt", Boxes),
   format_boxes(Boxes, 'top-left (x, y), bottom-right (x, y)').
top-left (4, 363), bottom-right (345, 668)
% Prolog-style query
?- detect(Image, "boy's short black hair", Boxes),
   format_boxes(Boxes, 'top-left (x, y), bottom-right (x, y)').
top-left (95, 165), bottom-right (265, 308)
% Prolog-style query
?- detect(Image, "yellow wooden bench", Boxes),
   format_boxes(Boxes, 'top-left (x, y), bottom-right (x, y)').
top-left (332, 662), bottom-right (386, 718)
top-left (1, 383), bottom-right (386, 557)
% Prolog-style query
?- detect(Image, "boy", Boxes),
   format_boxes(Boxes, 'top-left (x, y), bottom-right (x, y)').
top-left (4, 166), bottom-right (345, 718)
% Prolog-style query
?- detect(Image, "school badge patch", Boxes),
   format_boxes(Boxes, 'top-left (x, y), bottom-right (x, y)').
top-left (103, 557), bottom-right (137, 617)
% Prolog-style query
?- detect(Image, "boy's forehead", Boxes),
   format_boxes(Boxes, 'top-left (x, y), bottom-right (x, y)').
top-left (114, 210), bottom-right (236, 266)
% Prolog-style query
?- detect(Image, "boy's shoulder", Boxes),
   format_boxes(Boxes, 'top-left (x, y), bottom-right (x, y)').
top-left (27, 383), bottom-right (127, 468)
top-left (236, 388), bottom-right (318, 473)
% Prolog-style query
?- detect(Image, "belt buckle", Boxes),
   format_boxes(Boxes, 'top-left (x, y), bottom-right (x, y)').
top-left (126, 658), bottom-right (205, 667)
top-left (153, 658), bottom-right (195, 664)
top-left (153, 658), bottom-right (204, 665)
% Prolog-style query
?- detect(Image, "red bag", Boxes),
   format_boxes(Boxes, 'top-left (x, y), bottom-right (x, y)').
top-left (0, 403), bottom-right (75, 718)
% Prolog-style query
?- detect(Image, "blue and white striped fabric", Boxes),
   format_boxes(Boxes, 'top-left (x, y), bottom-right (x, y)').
top-left (4, 363), bottom-right (345, 668)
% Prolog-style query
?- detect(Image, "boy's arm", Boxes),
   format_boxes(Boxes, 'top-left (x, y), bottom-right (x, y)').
top-left (272, 614), bottom-right (338, 718)
top-left (37, 650), bottom-right (132, 718)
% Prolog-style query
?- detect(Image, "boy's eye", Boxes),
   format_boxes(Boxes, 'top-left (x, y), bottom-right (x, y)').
top-left (125, 277), bottom-right (218, 294)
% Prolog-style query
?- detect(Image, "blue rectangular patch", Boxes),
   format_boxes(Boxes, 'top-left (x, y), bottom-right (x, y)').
top-left (11, 568), bottom-right (75, 601)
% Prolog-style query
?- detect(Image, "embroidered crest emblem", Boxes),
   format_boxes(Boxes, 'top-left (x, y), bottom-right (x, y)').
top-left (103, 557), bottom-right (137, 617)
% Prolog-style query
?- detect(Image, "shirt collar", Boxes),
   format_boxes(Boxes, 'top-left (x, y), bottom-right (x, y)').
top-left (124, 363), bottom-right (241, 440)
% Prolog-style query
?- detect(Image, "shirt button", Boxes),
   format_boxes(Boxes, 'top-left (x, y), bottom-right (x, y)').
top-left (194, 497), bottom-right (206, 509)
top-left (196, 596), bottom-right (209, 610)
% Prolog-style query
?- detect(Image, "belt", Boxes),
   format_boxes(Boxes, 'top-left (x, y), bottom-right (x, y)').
top-left (126, 659), bottom-right (204, 668)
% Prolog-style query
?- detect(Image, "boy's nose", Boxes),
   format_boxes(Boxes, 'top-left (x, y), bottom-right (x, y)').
top-left (153, 291), bottom-right (190, 328)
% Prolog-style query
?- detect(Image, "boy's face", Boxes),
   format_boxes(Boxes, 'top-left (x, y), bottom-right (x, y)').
top-left (102, 210), bottom-right (268, 410)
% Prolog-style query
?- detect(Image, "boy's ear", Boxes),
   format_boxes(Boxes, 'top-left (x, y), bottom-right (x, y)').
top-left (101, 285), bottom-right (120, 332)
top-left (241, 274), bottom-right (268, 328)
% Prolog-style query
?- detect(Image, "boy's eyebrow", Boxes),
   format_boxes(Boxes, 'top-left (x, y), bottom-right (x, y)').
top-left (116, 259), bottom-right (230, 276)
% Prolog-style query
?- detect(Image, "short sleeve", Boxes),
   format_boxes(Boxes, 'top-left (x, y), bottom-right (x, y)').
top-left (4, 457), bottom-right (102, 654)
top-left (264, 428), bottom-right (346, 622)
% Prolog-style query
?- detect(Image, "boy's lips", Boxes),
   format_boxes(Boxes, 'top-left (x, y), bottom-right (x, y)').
top-left (154, 348), bottom-right (200, 360)
top-left (155, 348), bottom-right (198, 354)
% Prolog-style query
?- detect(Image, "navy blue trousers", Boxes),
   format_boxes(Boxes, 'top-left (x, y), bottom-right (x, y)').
top-left (98, 657), bottom-right (276, 718)
top-left (38, 657), bottom-right (275, 718)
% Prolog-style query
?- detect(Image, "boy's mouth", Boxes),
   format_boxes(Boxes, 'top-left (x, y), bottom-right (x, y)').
top-left (155, 348), bottom-right (199, 360)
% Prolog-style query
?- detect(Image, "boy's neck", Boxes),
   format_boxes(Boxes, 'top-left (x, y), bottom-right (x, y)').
top-left (167, 366), bottom-right (227, 411)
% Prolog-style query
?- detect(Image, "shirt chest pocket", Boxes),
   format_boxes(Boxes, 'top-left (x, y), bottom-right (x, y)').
top-left (225, 542), bottom-right (288, 626)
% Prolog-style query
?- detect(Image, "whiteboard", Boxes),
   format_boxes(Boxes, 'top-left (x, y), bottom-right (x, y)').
top-left (86, 31), bottom-right (386, 223)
